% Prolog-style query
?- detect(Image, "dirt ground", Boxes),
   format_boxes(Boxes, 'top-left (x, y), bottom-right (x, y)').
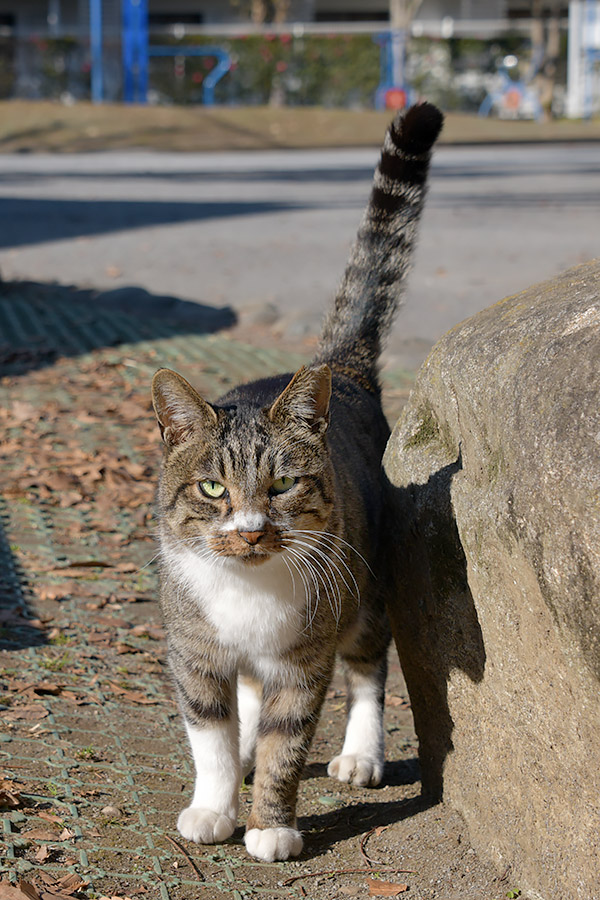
top-left (0, 281), bottom-right (530, 900)
top-left (1, 99), bottom-right (599, 154)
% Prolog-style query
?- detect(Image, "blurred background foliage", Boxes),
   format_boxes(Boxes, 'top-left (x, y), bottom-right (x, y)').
top-left (0, 29), bottom-right (567, 114)
top-left (148, 32), bottom-right (538, 111)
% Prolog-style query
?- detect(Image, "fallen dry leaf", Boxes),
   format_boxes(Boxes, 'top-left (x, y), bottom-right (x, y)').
top-left (98, 896), bottom-right (135, 900)
top-left (0, 880), bottom-right (41, 900)
top-left (107, 683), bottom-right (160, 705)
top-left (114, 642), bottom-right (138, 655)
top-left (0, 704), bottom-right (49, 722)
top-left (61, 690), bottom-right (89, 705)
top-left (0, 780), bottom-right (22, 809)
top-left (385, 695), bottom-right (410, 708)
top-left (366, 879), bottom-right (408, 897)
top-left (20, 827), bottom-right (59, 842)
top-left (27, 682), bottom-right (63, 697)
top-left (32, 872), bottom-right (89, 900)
top-left (53, 560), bottom-right (113, 570)
top-left (35, 585), bottom-right (71, 601)
top-left (34, 846), bottom-right (50, 863)
top-left (36, 811), bottom-right (63, 824)
top-left (58, 491), bottom-right (85, 509)
top-left (11, 400), bottom-right (37, 424)
top-left (129, 624), bottom-right (164, 640)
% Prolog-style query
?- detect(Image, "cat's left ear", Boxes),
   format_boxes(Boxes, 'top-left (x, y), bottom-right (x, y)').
top-left (268, 365), bottom-right (331, 435)
top-left (152, 368), bottom-right (218, 447)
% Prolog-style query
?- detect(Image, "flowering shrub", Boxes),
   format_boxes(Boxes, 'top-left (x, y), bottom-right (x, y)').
top-left (148, 33), bottom-right (381, 107)
top-left (147, 32), bottom-right (535, 110)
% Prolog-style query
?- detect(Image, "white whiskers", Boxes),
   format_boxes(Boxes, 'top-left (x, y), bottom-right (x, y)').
top-left (294, 529), bottom-right (375, 577)
top-left (282, 527), bottom-right (369, 626)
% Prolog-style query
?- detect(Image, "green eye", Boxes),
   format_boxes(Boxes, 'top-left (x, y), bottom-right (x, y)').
top-left (271, 476), bottom-right (296, 495)
top-left (200, 480), bottom-right (226, 499)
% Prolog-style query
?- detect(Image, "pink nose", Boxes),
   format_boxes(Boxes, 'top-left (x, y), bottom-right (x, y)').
top-left (238, 530), bottom-right (265, 545)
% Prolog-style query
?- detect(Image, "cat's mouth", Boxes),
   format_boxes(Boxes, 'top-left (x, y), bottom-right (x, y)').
top-left (209, 530), bottom-right (284, 564)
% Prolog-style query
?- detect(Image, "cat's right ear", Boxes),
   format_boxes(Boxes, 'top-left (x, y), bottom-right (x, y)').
top-left (268, 365), bottom-right (332, 435)
top-left (151, 368), bottom-right (217, 447)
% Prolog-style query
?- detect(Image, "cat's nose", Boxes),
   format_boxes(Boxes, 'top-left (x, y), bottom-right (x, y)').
top-left (238, 530), bottom-right (265, 545)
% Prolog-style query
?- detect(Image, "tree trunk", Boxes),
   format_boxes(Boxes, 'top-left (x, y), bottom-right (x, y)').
top-left (389, 0), bottom-right (423, 31)
top-left (273, 0), bottom-right (290, 24)
top-left (530, 0), bottom-right (561, 120)
top-left (250, 0), bottom-right (267, 24)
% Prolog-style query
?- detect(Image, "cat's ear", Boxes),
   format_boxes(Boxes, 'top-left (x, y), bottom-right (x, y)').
top-left (268, 365), bottom-right (331, 435)
top-left (152, 368), bottom-right (217, 447)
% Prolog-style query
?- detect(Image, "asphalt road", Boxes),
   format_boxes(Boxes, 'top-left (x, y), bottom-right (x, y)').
top-left (0, 143), bottom-right (598, 369)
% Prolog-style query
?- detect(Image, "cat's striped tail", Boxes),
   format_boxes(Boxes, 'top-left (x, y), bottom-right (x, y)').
top-left (314, 102), bottom-right (444, 394)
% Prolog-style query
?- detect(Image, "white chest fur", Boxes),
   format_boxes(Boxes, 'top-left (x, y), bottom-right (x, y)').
top-left (166, 547), bottom-right (306, 669)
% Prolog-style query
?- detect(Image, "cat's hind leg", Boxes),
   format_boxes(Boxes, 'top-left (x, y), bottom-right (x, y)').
top-left (328, 621), bottom-right (390, 787)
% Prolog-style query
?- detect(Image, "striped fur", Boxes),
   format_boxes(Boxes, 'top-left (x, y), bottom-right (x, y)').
top-left (151, 104), bottom-right (443, 862)
top-left (315, 102), bottom-right (443, 392)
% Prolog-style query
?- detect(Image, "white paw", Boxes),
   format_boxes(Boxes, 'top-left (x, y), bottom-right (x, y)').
top-left (245, 826), bottom-right (303, 862)
top-left (177, 807), bottom-right (236, 844)
top-left (327, 753), bottom-right (383, 787)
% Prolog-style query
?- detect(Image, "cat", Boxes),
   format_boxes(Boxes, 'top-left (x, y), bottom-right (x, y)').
top-left (151, 102), bottom-right (443, 863)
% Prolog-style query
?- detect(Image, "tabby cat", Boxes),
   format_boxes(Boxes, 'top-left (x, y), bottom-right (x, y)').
top-left (151, 103), bottom-right (443, 862)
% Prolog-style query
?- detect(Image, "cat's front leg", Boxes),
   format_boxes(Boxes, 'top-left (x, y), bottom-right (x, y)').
top-left (244, 669), bottom-right (332, 862)
top-left (173, 663), bottom-right (240, 844)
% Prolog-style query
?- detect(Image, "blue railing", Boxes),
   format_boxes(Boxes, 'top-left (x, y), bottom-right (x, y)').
top-left (147, 46), bottom-right (232, 106)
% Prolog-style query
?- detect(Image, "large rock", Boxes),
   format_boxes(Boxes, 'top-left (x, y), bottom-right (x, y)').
top-left (383, 260), bottom-right (600, 900)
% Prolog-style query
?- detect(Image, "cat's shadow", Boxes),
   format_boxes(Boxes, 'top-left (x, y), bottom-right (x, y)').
top-left (298, 793), bottom-right (429, 856)
top-left (301, 757), bottom-right (425, 854)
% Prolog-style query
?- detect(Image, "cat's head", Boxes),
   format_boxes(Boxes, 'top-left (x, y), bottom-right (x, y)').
top-left (152, 366), bottom-right (334, 565)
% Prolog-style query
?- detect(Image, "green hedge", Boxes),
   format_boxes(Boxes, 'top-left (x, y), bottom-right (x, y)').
top-left (149, 33), bottom-right (381, 107)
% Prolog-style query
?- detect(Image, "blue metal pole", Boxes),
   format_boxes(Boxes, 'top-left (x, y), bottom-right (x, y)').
top-left (202, 50), bottom-right (230, 106)
top-left (122, 0), bottom-right (149, 104)
top-left (90, 0), bottom-right (103, 103)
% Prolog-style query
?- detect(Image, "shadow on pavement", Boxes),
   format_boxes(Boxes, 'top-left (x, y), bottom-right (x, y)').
top-left (299, 793), bottom-right (433, 856)
top-left (0, 277), bottom-right (236, 377)
top-left (0, 196), bottom-right (317, 250)
top-left (0, 505), bottom-right (47, 651)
